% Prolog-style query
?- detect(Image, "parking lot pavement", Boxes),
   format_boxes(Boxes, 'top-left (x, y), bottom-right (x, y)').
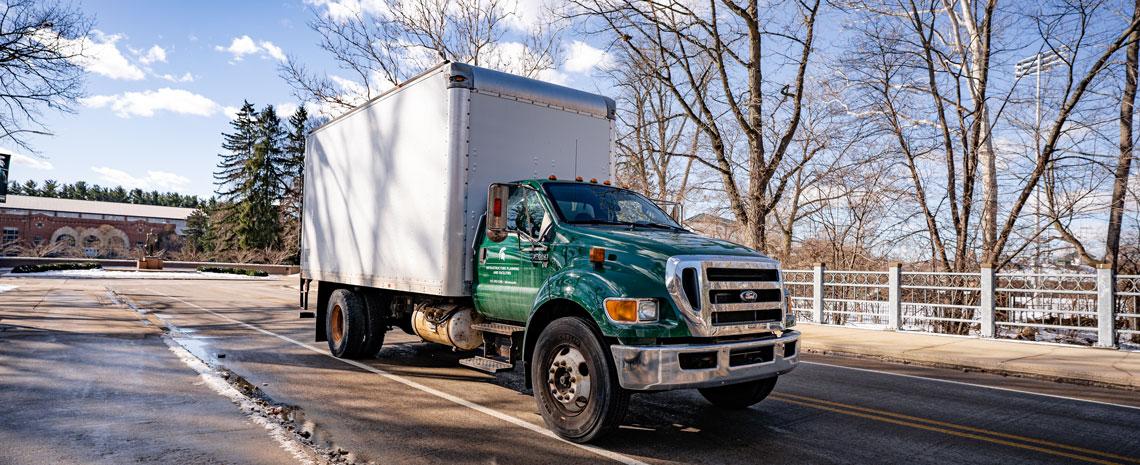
top-left (0, 279), bottom-right (314, 465)
top-left (4, 276), bottom-right (1140, 465)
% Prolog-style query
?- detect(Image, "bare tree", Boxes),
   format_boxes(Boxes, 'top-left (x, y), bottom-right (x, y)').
top-left (0, 0), bottom-right (90, 151)
top-left (609, 43), bottom-right (698, 204)
top-left (571, 0), bottom-right (822, 251)
top-left (284, 0), bottom-right (562, 114)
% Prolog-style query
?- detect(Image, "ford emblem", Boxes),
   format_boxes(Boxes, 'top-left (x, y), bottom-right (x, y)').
top-left (740, 290), bottom-right (758, 302)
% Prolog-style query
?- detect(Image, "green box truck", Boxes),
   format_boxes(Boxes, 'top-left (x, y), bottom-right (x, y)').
top-left (300, 62), bottom-right (799, 442)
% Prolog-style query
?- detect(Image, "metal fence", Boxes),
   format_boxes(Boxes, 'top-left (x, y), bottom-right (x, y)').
top-left (784, 264), bottom-right (1138, 350)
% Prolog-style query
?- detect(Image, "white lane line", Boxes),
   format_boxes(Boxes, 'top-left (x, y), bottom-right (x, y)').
top-left (802, 361), bottom-right (1140, 412)
top-left (153, 291), bottom-right (649, 465)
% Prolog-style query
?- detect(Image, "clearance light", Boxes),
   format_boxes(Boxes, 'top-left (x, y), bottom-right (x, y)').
top-left (548, 175), bottom-right (558, 180)
top-left (589, 178), bottom-right (598, 183)
top-left (589, 247), bottom-right (606, 263)
top-left (575, 176), bottom-right (584, 182)
top-left (605, 298), bottom-right (658, 323)
top-left (603, 180), bottom-right (611, 185)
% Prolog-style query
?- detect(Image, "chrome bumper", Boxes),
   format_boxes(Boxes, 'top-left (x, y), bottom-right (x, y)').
top-left (609, 331), bottom-right (799, 391)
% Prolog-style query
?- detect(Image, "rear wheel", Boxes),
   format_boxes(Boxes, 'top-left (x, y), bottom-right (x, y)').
top-left (326, 289), bottom-right (368, 358)
top-left (531, 317), bottom-right (629, 443)
top-left (698, 377), bottom-right (778, 409)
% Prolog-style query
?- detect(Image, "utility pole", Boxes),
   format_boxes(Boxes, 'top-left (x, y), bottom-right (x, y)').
top-left (1015, 46), bottom-right (1069, 272)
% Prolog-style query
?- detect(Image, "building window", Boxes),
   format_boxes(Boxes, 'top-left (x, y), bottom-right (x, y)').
top-left (35, 221), bottom-right (44, 228)
top-left (2, 227), bottom-right (18, 244)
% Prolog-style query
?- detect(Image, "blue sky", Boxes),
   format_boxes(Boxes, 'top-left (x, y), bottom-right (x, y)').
top-left (5, 0), bottom-right (612, 198)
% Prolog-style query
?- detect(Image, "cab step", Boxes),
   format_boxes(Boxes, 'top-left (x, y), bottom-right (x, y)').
top-left (472, 322), bottom-right (525, 335)
top-left (459, 356), bottom-right (513, 373)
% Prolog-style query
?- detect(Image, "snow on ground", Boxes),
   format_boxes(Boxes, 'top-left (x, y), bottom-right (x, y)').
top-left (0, 284), bottom-right (17, 293)
top-left (3, 269), bottom-right (276, 280)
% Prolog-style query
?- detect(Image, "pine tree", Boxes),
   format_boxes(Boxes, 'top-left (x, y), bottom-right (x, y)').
top-left (281, 105), bottom-right (309, 261)
top-left (214, 102), bottom-right (288, 250)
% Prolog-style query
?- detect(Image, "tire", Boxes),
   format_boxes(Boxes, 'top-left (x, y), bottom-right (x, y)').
top-left (698, 376), bottom-right (779, 410)
top-left (326, 289), bottom-right (368, 358)
top-left (360, 292), bottom-right (388, 357)
top-left (531, 317), bottom-right (629, 443)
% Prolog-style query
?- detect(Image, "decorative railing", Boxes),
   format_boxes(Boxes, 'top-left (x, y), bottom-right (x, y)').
top-left (783, 264), bottom-right (1136, 350)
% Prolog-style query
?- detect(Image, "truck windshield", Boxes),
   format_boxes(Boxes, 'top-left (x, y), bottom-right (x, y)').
top-left (543, 183), bottom-right (683, 229)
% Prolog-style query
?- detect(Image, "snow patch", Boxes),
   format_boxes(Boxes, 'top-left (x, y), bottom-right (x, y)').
top-left (8, 269), bottom-right (274, 280)
top-left (0, 284), bottom-right (17, 293)
top-left (163, 338), bottom-right (317, 465)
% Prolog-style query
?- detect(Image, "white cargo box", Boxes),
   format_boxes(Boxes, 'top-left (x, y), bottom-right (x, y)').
top-left (301, 62), bottom-right (614, 296)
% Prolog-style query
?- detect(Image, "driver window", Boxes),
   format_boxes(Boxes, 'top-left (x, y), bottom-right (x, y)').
top-left (506, 187), bottom-right (548, 238)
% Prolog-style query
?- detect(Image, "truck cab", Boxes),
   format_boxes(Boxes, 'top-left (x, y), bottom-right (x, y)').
top-left (468, 178), bottom-right (798, 439)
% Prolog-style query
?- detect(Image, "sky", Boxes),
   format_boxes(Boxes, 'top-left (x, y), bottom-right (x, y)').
top-left (4, 0), bottom-right (613, 199)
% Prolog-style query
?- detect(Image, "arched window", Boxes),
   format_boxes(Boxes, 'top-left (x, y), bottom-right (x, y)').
top-left (55, 234), bottom-right (76, 247)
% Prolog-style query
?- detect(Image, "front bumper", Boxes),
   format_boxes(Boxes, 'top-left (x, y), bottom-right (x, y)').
top-left (609, 330), bottom-right (799, 391)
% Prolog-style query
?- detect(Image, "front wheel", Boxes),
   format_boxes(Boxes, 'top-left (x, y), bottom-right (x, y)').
top-left (698, 376), bottom-right (778, 409)
top-left (531, 317), bottom-right (629, 443)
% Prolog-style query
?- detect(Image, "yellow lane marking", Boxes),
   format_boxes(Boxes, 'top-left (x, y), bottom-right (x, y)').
top-left (774, 393), bottom-right (1140, 464)
top-left (771, 394), bottom-right (1135, 465)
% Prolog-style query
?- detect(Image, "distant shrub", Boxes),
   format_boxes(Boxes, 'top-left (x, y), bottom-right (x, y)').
top-left (197, 266), bottom-right (268, 277)
top-left (11, 262), bottom-right (102, 273)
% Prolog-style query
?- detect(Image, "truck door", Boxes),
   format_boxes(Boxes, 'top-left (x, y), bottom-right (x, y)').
top-left (475, 185), bottom-right (551, 323)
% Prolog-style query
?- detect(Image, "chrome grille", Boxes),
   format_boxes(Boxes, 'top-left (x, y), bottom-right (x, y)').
top-left (666, 255), bottom-right (785, 337)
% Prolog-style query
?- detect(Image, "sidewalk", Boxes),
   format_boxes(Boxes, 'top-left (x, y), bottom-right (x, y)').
top-left (796, 324), bottom-right (1140, 390)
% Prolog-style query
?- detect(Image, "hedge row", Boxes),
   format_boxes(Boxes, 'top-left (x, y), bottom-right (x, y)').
top-left (11, 262), bottom-right (103, 274)
top-left (197, 266), bottom-right (269, 277)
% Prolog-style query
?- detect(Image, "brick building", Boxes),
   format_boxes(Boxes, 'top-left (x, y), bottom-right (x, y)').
top-left (0, 195), bottom-right (195, 257)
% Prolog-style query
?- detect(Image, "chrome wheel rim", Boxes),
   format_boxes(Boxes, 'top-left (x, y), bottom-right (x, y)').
top-left (547, 345), bottom-right (591, 414)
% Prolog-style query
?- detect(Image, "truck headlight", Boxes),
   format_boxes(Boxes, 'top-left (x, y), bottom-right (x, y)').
top-left (604, 298), bottom-right (658, 323)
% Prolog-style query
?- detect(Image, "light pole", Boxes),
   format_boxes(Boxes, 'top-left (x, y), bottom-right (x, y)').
top-left (1015, 46), bottom-right (1069, 272)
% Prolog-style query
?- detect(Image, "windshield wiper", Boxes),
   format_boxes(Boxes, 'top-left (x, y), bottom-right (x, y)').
top-left (631, 222), bottom-right (686, 231)
top-left (571, 219), bottom-right (630, 226)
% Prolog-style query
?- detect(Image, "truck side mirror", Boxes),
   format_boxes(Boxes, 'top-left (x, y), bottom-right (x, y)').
top-left (487, 184), bottom-right (510, 242)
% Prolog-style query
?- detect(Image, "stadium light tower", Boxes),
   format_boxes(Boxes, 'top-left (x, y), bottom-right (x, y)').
top-left (1015, 46), bottom-right (1070, 272)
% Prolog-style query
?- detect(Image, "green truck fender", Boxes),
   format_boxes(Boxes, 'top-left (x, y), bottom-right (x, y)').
top-left (521, 265), bottom-right (688, 369)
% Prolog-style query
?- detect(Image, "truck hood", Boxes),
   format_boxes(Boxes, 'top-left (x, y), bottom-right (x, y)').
top-left (563, 226), bottom-right (769, 261)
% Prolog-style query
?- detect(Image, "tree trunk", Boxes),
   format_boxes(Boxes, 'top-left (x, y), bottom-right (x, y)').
top-left (1107, 0), bottom-right (1140, 270)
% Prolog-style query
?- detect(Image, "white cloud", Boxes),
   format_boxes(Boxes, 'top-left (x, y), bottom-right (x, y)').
top-left (536, 68), bottom-right (570, 86)
top-left (138, 44), bottom-right (167, 65)
top-left (277, 102), bottom-right (300, 117)
top-left (215, 35), bottom-right (286, 62)
top-left (260, 41), bottom-right (287, 62)
top-left (43, 29), bottom-right (146, 80)
top-left (79, 88), bottom-right (221, 118)
top-left (221, 105), bottom-right (241, 120)
top-left (564, 41), bottom-right (612, 74)
top-left (91, 166), bottom-right (191, 192)
top-left (160, 72), bottom-right (195, 83)
top-left (9, 152), bottom-right (55, 170)
top-left (306, 0), bottom-right (392, 21)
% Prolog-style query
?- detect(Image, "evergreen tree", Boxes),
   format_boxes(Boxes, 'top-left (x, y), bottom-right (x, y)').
top-left (281, 105), bottom-right (309, 261)
top-left (214, 102), bottom-right (288, 250)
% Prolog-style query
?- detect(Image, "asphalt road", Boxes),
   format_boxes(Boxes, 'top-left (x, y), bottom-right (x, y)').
top-left (3, 276), bottom-right (1139, 465)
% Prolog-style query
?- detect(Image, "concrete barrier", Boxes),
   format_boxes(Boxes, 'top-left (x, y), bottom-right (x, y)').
top-left (0, 257), bottom-right (300, 275)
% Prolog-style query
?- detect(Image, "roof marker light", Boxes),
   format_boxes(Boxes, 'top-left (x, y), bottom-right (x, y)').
top-left (548, 175), bottom-right (558, 180)
top-left (575, 176), bottom-right (584, 182)
top-left (589, 178), bottom-right (598, 183)
top-left (589, 247), bottom-right (606, 263)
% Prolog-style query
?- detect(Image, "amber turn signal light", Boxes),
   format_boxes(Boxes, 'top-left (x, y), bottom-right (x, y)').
top-left (589, 247), bottom-right (606, 263)
top-left (605, 299), bottom-right (638, 322)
